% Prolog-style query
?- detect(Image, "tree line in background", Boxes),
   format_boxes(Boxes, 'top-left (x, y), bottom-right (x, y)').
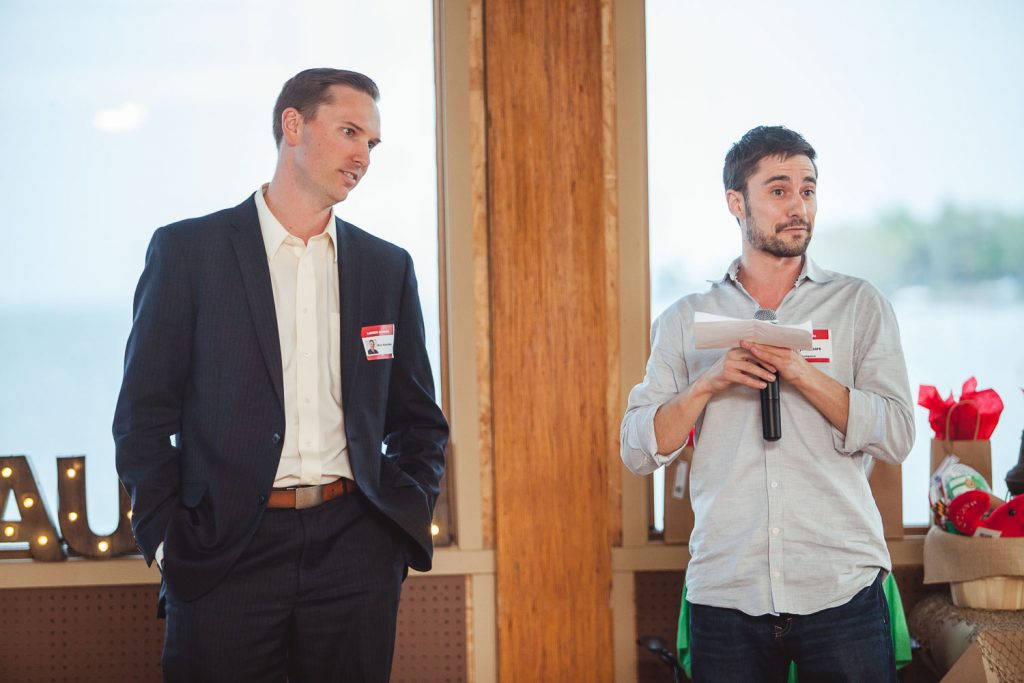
top-left (815, 204), bottom-right (1024, 299)
top-left (651, 204), bottom-right (1024, 308)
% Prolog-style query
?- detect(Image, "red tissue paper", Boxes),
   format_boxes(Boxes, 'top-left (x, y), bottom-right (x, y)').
top-left (917, 377), bottom-right (1004, 440)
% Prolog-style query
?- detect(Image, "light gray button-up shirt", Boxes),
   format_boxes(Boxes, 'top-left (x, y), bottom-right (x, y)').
top-left (621, 256), bottom-right (914, 616)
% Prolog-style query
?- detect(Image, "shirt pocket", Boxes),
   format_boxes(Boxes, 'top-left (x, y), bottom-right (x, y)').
top-left (328, 312), bottom-right (341, 403)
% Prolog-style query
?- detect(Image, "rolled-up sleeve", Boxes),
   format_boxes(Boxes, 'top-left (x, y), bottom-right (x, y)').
top-left (620, 308), bottom-right (690, 475)
top-left (831, 288), bottom-right (915, 464)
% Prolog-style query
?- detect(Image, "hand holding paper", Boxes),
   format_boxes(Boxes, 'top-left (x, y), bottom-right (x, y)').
top-left (693, 312), bottom-right (813, 350)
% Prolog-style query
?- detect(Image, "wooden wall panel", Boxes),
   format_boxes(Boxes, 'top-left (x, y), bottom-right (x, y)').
top-left (0, 585), bottom-right (164, 682)
top-left (0, 577), bottom-right (469, 682)
top-left (635, 571), bottom-right (686, 683)
top-left (392, 575), bottom-right (469, 683)
top-left (485, 0), bottom-right (615, 679)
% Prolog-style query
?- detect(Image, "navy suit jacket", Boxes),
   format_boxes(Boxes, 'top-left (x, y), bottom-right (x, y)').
top-left (114, 195), bottom-right (448, 602)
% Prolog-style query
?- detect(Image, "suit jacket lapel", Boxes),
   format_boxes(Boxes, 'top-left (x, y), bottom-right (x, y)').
top-left (335, 218), bottom-right (363, 416)
top-left (229, 196), bottom-right (285, 411)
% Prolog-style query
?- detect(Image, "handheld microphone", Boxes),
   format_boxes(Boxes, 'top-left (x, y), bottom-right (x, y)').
top-left (753, 308), bottom-right (781, 441)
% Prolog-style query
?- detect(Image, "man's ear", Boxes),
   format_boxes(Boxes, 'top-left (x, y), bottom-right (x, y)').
top-left (281, 108), bottom-right (303, 146)
top-left (726, 189), bottom-right (745, 222)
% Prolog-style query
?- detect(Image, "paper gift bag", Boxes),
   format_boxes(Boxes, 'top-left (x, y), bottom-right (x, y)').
top-left (663, 446), bottom-right (695, 544)
top-left (867, 459), bottom-right (903, 539)
top-left (927, 395), bottom-right (993, 487)
top-left (929, 397), bottom-right (993, 528)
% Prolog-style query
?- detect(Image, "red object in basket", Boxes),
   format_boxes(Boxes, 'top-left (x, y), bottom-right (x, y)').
top-left (947, 490), bottom-right (995, 535)
top-left (949, 492), bottom-right (1024, 538)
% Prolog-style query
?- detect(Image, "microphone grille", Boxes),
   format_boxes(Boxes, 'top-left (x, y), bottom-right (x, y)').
top-left (753, 308), bottom-right (778, 322)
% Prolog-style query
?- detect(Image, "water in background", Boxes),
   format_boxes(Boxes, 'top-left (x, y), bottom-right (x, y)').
top-left (1, 305), bottom-right (131, 533)
top-left (893, 292), bottom-right (1024, 522)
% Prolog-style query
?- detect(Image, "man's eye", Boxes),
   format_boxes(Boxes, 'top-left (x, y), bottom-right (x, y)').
top-left (771, 188), bottom-right (784, 197)
top-left (342, 128), bottom-right (354, 136)
top-left (803, 189), bottom-right (815, 197)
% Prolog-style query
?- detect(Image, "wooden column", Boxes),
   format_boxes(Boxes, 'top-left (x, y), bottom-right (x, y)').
top-left (484, 0), bottom-right (615, 679)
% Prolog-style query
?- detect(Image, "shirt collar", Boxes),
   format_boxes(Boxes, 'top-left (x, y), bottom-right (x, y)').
top-left (712, 255), bottom-right (835, 286)
top-left (254, 183), bottom-right (338, 262)
top-left (801, 255), bottom-right (834, 283)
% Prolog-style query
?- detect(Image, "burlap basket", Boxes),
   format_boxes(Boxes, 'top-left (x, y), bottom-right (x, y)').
top-left (924, 526), bottom-right (1024, 609)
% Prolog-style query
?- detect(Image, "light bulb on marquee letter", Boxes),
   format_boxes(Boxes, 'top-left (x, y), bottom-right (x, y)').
top-left (0, 456), bottom-right (66, 561)
top-left (57, 455), bottom-right (136, 558)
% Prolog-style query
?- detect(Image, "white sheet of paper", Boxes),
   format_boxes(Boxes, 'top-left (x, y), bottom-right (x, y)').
top-left (693, 312), bottom-right (813, 350)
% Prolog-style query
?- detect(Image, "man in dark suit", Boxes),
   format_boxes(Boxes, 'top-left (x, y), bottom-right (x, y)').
top-left (114, 68), bottom-right (448, 682)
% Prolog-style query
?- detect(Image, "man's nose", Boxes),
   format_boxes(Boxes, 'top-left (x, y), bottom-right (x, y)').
top-left (788, 194), bottom-right (809, 218)
top-left (353, 144), bottom-right (371, 168)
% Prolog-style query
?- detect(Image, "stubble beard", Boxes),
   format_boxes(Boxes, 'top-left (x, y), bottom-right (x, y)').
top-left (743, 197), bottom-right (813, 258)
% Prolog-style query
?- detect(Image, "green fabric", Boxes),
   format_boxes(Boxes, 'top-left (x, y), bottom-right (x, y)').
top-left (884, 573), bottom-right (913, 670)
top-left (676, 573), bottom-right (912, 679)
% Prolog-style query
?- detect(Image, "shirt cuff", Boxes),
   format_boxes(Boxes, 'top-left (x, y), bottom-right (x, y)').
top-left (832, 388), bottom-right (885, 454)
top-left (154, 541), bottom-right (165, 571)
top-left (623, 404), bottom-right (686, 473)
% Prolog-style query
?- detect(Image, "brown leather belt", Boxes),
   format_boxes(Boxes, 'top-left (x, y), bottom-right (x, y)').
top-left (267, 478), bottom-right (356, 510)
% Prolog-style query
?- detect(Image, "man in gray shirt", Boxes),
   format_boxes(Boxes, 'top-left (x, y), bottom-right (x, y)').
top-left (621, 126), bottom-right (914, 682)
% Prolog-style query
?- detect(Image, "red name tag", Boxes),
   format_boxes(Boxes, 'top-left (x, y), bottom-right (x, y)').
top-left (361, 324), bottom-right (395, 360)
top-left (800, 329), bottom-right (832, 363)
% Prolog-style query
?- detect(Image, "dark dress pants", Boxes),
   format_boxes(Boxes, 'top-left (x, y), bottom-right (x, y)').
top-left (162, 491), bottom-right (409, 683)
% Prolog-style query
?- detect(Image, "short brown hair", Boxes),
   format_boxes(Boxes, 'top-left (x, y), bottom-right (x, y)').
top-left (723, 126), bottom-right (817, 194)
top-left (272, 68), bottom-right (380, 147)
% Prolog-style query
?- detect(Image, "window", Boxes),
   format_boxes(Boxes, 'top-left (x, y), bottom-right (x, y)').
top-left (0, 1), bottom-right (441, 541)
top-left (645, 0), bottom-right (1024, 528)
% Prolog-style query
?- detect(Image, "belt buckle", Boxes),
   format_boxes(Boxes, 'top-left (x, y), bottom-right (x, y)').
top-left (294, 485), bottom-right (323, 510)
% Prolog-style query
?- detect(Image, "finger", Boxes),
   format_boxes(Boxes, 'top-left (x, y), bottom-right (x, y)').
top-left (726, 361), bottom-right (775, 386)
top-left (737, 355), bottom-right (777, 376)
top-left (725, 353), bottom-right (776, 379)
top-left (743, 362), bottom-right (776, 383)
top-left (742, 341), bottom-right (767, 358)
top-left (725, 368), bottom-right (768, 390)
top-left (743, 346), bottom-right (781, 372)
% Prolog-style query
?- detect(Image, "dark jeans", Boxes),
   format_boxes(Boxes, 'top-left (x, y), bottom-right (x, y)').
top-left (689, 572), bottom-right (896, 683)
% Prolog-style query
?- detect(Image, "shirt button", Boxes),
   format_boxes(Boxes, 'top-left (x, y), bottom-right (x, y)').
top-left (773, 571), bottom-right (781, 579)
top-left (770, 481), bottom-right (779, 488)
top-left (257, 495), bottom-right (266, 505)
top-left (772, 527), bottom-right (780, 535)
top-left (304, 397), bottom-right (311, 404)
top-left (272, 433), bottom-right (282, 444)
top-left (303, 351), bottom-right (311, 358)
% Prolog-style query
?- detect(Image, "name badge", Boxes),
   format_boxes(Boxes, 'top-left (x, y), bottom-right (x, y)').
top-left (361, 324), bottom-right (395, 360)
top-left (800, 328), bottom-right (832, 363)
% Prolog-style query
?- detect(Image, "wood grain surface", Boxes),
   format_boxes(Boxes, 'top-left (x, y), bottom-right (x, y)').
top-left (484, 0), bottom-right (615, 679)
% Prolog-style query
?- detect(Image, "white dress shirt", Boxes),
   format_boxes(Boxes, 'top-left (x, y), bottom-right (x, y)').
top-left (255, 184), bottom-right (353, 487)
